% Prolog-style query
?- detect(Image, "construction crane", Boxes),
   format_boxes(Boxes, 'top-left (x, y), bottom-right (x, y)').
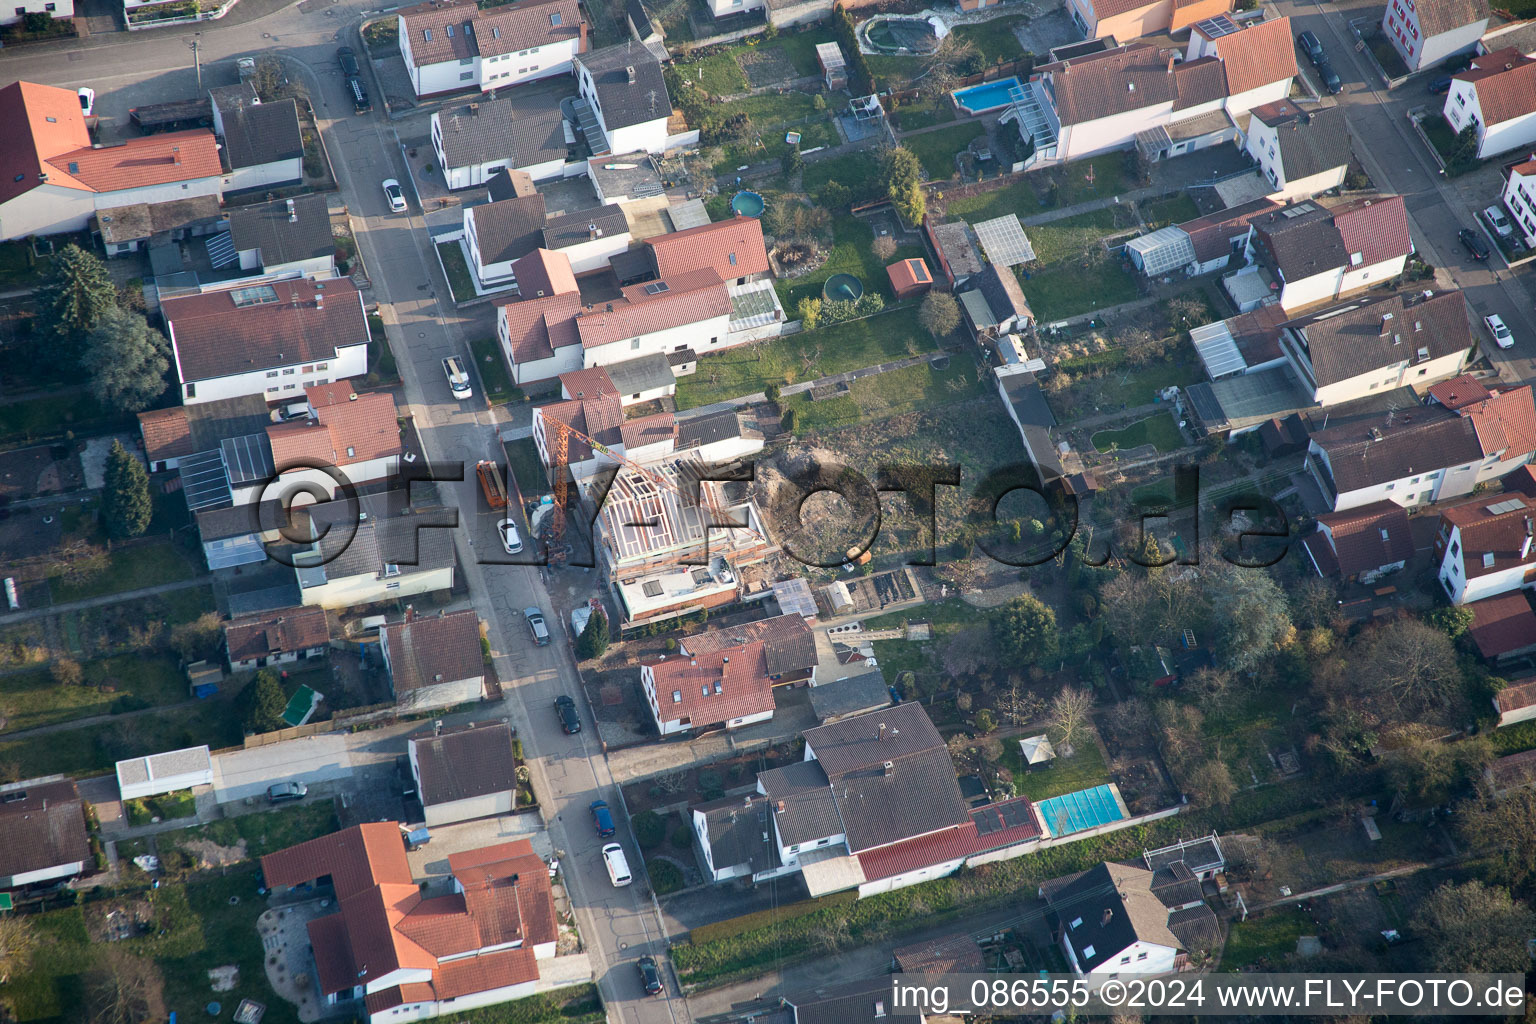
top-left (540, 413), bottom-right (767, 561)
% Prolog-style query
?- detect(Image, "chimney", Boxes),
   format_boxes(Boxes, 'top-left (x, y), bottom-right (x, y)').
top-left (878, 722), bottom-right (887, 741)
top-left (1167, 55), bottom-right (1175, 73)
top-left (470, 102), bottom-right (480, 116)
top-left (172, 145), bottom-right (181, 167)
top-left (315, 292), bottom-right (324, 310)
top-left (588, 222), bottom-right (598, 240)
top-left (883, 760), bottom-right (893, 777)
top-left (286, 198), bottom-right (296, 222)
top-left (777, 800), bottom-right (785, 812)
top-left (626, 65), bottom-right (636, 83)
top-left (1102, 908), bottom-right (1113, 925)
top-left (406, 605), bottom-right (416, 622)
top-left (1379, 313), bottom-right (1393, 335)
top-left (1524, 517), bottom-right (1533, 561)
top-left (744, 794), bottom-right (752, 808)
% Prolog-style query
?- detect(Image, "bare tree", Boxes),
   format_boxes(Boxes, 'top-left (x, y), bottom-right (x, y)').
top-left (86, 950), bottom-right (166, 1024)
top-left (947, 733), bottom-right (985, 776)
top-left (0, 915), bottom-right (36, 985)
top-left (871, 235), bottom-right (898, 262)
top-left (1358, 618), bottom-right (1462, 716)
top-left (654, 770), bottom-right (688, 795)
top-left (1105, 697), bottom-right (1153, 739)
top-left (1187, 757), bottom-right (1237, 809)
top-left (1186, 666), bottom-right (1235, 713)
top-left (1047, 686), bottom-right (1094, 748)
top-left (995, 678), bottom-right (1044, 728)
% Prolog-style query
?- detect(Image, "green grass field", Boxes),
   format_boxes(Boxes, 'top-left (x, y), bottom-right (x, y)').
top-left (1021, 261), bottom-right (1139, 322)
top-left (0, 392), bottom-right (128, 446)
top-left (903, 122), bottom-right (989, 181)
top-left (1091, 412), bottom-right (1185, 453)
top-left (999, 732), bottom-right (1112, 802)
top-left (950, 17), bottom-right (1027, 64)
top-left (891, 93), bottom-right (956, 131)
top-left (125, 788), bottom-right (198, 826)
top-left (1140, 193), bottom-right (1201, 229)
top-left (685, 51), bottom-right (749, 94)
top-left (469, 337), bottom-right (517, 403)
top-left (774, 214), bottom-right (925, 310)
top-left (437, 240), bottom-right (478, 303)
top-left (782, 356), bottom-right (987, 432)
top-left (162, 801), bottom-right (339, 863)
top-left (677, 307), bottom-right (938, 408)
top-left (50, 539), bottom-right (203, 603)
top-left (0, 697), bottom-right (241, 778)
top-left (802, 150), bottom-right (883, 198)
top-left (1223, 907), bottom-right (1312, 970)
top-left (0, 653), bottom-right (187, 734)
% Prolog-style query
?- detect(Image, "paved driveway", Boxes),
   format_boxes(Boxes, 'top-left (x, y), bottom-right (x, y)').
top-left (212, 734), bottom-right (359, 803)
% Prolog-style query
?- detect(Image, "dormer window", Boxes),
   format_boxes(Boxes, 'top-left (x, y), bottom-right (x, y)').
top-left (423, 27), bottom-right (432, 40)
top-left (672, 690), bottom-right (681, 703)
top-left (1349, 251), bottom-right (1363, 266)
top-left (445, 23), bottom-right (453, 35)
top-left (550, 11), bottom-right (561, 24)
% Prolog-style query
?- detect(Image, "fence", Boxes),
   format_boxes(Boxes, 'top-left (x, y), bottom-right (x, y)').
top-left (239, 700), bottom-right (396, 748)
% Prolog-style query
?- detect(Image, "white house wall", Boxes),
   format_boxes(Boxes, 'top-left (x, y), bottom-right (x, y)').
top-left (1057, 100), bottom-right (1177, 161)
top-left (556, 232), bottom-right (631, 274)
top-left (1313, 346), bottom-right (1467, 407)
top-left (1478, 110), bottom-right (1536, 160)
top-left (581, 313), bottom-right (732, 367)
top-left (1224, 80), bottom-right (1290, 118)
top-left (1504, 172), bottom-right (1536, 247)
top-left (174, 342), bottom-right (368, 404)
top-left (300, 566), bottom-right (454, 609)
top-left (856, 855), bottom-right (967, 897)
top-left (1421, 23), bottom-right (1490, 70)
top-left (1084, 940), bottom-right (1179, 978)
top-left (423, 790), bottom-right (513, 826)
top-left (3, 861), bottom-right (86, 888)
top-left (0, 0), bottom-right (73, 25)
top-left (223, 157), bottom-right (304, 195)
top-left (479, 41), bottom-right (581, 92)
top-left (608, 119), bottom-right (670, 157)
top-left (412, 57), bottom-right (480, 98)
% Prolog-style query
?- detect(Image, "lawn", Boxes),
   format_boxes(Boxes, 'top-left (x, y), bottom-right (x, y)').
top-left (1091, 412), bottom-right (1185, 453)
top-left (944, 155), bottom-right (1137, 223)
top-left (1024, 207), bottom-right (1138, 264)
top-left (0, 697), bottom-right (242, 778)
top-left (903, 122), bottom-right (989, 181)
top-left (1223, 906), bottom-right (1312, 970)
top-left (676, 306), bottom-right (938, 408)
top-left (125, 788), bottom-right (198, 826)
top-left (470, 337), bottom-right (517, 403)
top-left (781, 356), bottom-right (987, 432)
top-left (0, 653), bottom-right (187, 734)
top-left (1020, 261), bottom-right (1139, 322)
top-left (866, 53), bottom-right (922, 92)
top-left (163, 801), bottom-right (339, 863)
top-left (51, 538), bottom-right (203, 602)
top-left (1062, 342), bottom-right (1204, 410)
top-left (803, 150), bottom-right (883, 199)
top-left (950, 17), bottom-right (1027, 64)
top-left (1420, 115), bottom-right (1477, 176)
top-left (0, 392), bottom-right (128, 446)
top-left (753, 24), bottom-right (841, 76)
top-left (892, 92), bottom-right (956, 131)
top-left (999, 729), bottom-right (1112, 802)
top-left (437, 240), bottom-right (478, 303)
top-left (1139, 193), bottom-right (1200, 229)
top-left (0, 239), bottom-right (39, 289)
top-left (683, 51), bottom-right (749, 94)
top-left (774, 213), bottom-right (925, 310)
top-left (368, 310), bottom-right (399, 382)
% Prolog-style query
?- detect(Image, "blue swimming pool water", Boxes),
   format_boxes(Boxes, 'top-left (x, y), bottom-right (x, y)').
top-left (953, 77), bottom-right (1022, 114)
top-left (1035, 784), bottom-right (1127, 836)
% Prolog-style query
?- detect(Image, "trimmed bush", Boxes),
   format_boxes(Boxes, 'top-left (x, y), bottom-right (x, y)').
top-left (688, 890), bottom-right (857, 946)
top-left (671, 824), bottom-right (694, 850)
top-left (648, 858), bottom-right (684, 895)
top-left (634, 810), bottom-right (666, 850)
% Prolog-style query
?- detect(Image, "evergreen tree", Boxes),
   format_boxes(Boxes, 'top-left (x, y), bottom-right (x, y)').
top-left (36, 244), bottom-right (118, 362)
top-left (82, 308), bottom-right (170, 413)
top-left (990, 594), bottom-right (1059, 664)
top-left (101, 440), bottom-right (151, 540)
top-left (576, 606), bottom-right (609, 660)
top-left (242, 669), bottom-right (288, 734)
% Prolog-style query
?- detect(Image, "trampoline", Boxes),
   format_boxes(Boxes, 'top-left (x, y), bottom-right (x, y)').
top-left (823, 273), bottom-right (864, 303)
top-left (1035, 784), bottom-right (1126, 837)
top-left (731, 190), bottom-right (765, 217)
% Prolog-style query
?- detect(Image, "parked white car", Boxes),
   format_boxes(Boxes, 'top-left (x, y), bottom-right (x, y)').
top-left (1484, 314), bottom-right (1515, 349)
top-left (77, 87), bottom-right (94, 117)
top-left (383, 178), bottom-right (407, 213)
top-left (1485, 205), bottom-right (1515, 239)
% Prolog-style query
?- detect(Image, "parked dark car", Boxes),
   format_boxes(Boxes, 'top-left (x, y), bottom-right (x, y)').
top-left (1459, 228), bottom-right (1491, 260)
top-left (637, 956), bottom-right (663, 996)
top-left (1297, 30), bottom-right (1326, 66)
top-left (336, 46), bottom-right (361, 78)
top-left (267, 781), bottom-right (308, 804)
top-left (555, 695), bottom-right (581, 734)
top-left (1316, 62), bottom-right (1342, 94)
top-left (346, 75), bottom-right (371, 114)
top-left (591, 800), bottom-right (616, 838)
top-left (1428, 75), bottom-right (1454, 94)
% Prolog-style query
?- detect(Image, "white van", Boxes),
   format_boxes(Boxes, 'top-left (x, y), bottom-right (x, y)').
top-left (602, 843), bottom-right (632, 887)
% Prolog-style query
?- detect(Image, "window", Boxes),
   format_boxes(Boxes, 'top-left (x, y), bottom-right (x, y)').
top-left (1121, 956), bottom-right (1131, 965)
top-left (267, 386), bottom-right (280, 394)
top-left (346, 446), bottom-right (355, 458)
top-left (185, 383), bottom-right (197, 398)
top-left (384, 563), bottom-right (401, 577)
top-left (788, 844), bottom-right (798, 853)
top-left (550, 11), bottom-right (561, 24)
top-left (267, 370), bottom-right (279, 378)
top-left (317, 362), bottom-right (329, 371)
top-left (13, 7), bottom-right (23, 14)
top-left (1137, 952), bottom-right (1148, 961)
top-left (729, 252), bottom-right (737, 265)
top-left (386, 581), bottom-right (401, 590)
top-left (460, 56), bottom-right (473, 65)
top-left (672, 690), bottom-right (681, 703)
top-left (302, 365), bottom-right (314, 373)
top-left (631, 339), bottom-right (641, 349)
top-left (817, 837), bottom-right (830, 846)
top-left (282, 367), bottom-right (296, 375)
top-left (44, 2), bottom-right (54, 9)
top-left (445, 23), bottom-right (453, 35)
top-left (1451, 541), bottom-right (1460, 558)
top-left (1386, 483), bottom-right (1396, 491)
top-left (1083, 945), bottom-right (1097, 959)
top-left (423, 27), bottom-right (432, 39)
top-left (1417, 346), bottom-right (1430, 361)
top-left (1070, 917), bottom-right (1083, 929)
top-left (46, 116), bottom-right (56, 123)
top-left (283, 383), bottom-right (297, 390)
top-left (460, 71), bottom-right (474, 81)
top-left (1411, 476), bottom-right (1420, 484)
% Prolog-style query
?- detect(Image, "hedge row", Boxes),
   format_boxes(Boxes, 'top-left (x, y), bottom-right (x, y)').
top-left (832, 4), bottom-right (875, 96)
top-left (688, 889), bottom-right (856, 946)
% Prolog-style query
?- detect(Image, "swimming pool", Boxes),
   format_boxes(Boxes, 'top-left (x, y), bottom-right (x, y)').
top-left (1035, 784), bottom-right (1128, 836)
top-left (953, 77), bottom-right (1022, 115)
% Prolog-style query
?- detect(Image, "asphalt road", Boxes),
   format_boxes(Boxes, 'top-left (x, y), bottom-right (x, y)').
top-left (0, 11), bottom-right (689, 1024)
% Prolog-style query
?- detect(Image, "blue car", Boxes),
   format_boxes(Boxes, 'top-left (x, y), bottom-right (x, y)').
top-left (591, 800), bottom-right (616, 838)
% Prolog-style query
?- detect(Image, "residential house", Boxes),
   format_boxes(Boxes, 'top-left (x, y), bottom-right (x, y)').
top-left (224, 606), bottom-right (329, 671)
top-left (225, 194), bottom-right (337, 278)
top-left (0, 81), bottom-right (223, 241)
top-left (463, 192), bottom-right (547, 289)
top-left (382, 609), bottom-right (486, 710)
top-left (164, 278), bottom-right (369, 404)
top-left (887, 258), bottom-right (933, 300)
top-left (540, 204), bottom-right (631, 273)
top-left (1300, 501), bottom-right (1414, 583)
top-left (1067, 0), bottom-right (1230, 42)
top-left (680, 612), bottom-right (817, 685)
top-left (292, 492), bottom-right (458, 609)
top-left (1244, 195), bottom-right (1412, 312)
top-left (1305, 382), bottom-right (1536, 511)
top-left (573, 43), bottom-right (672, 157)
top-left (893, 933), bottom-right (986, 974)
top-left (1443, 47), bottom-right (1536, 160)
top-left (266, 383), bottom-right (403, 498)
top-left (137, 394), bottom-right (270, 474)
top-left (0, 778), bottom-right (91, 892)
top-left (193, 499), bottom-right (288, 571)
top-left (1126, 197), bottom-right (1278, 279)
top-left (1040, 861), bottom-right (1220, 977)
top-left (1436, 490), bottom-right (1536, 605)
top-left (926, 219), bottom-right (984, 290)
top-left (636, 216), bottom-right (769, 286)
top-left (497, 267), bottom-right (732, 386)
top-left (397, 0), bottom-right (586, 98)
top-left (93, 195), bottom-right (222, 258)
top-left (1468, 590), bottom-right (1536, 663)
top-left (1501, 156), bottom-right (1536, 248)
top-left (214, 96), bottom-right (304, 194)
top-left (259, 824), bottom-right (558, 1021)
top-left (432, 96), bottom-right (569, 193)
top-left (693, 703), bottom-right (1046, 897)
top-left (959, 263), bottom-right (1032, 341)
top-left (1242, 100), bottom-right (1351, 201)
top-left (0, 0), bottom-right (72, 27)
top-left (781, 980), bottom-right (926, 1024)
top-left (1383, 0), bottom-right (1490, 73)
top-left (567, 354), bottom-right (676, 407)
top-left (1493, 676), bottom-right (1536, 727)
top-left (1278, 290), bottom-right (1472, 408)
top-left (641, 641), bottom-right (776, 735)
top-left (808, 673), bottom-right (892, 722)
top-left (531, 374), bottom-right (623, 487)
top-left (408, 721), bottom-right (520, 826)
top-left (1016, 18), bottom-right (1296, 166)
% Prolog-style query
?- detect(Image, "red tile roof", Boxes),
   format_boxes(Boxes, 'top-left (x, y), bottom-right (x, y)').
top-left (397, 0), bottom-right (478, 65)
top-left (1441, 491), bottom-right (1536, 580)
top-left (1462, 385), bottom-right (1536, 460)
top-left (1413, 0), bottom-right (1489, 37)
top-left (384, 610), bottom-right (485, 693)
top-left (1427, 373), bottom-right (1492, 410)
top-left (886, 258), bottom-right (933, 294)
top-left (1214, 15), bottom-right (1297, 96)
top-left (164, 278), bottom-right (368, 383)
top-left (498, 292), bottom-right (585, 364)
top-left (49, 130), bottom-right (222, 193)
top-left (267, 387), bottom-right (399, 467)
top-left (306, 912), bottom-right (358, 996)
top-left (511, 248), bottom-right (578, 299)
top-left (1037, 44), bottom-right (1176, 124)
top-left (537, 391), bottom-right (622, 462)
top-left (260, 822), bottom-right (413, 897)
top-left (1179, 197), bottom-right (1280, 262)
top-left (475, 0), bottom-right (583, 58)
top-left (646, 216), bottom-right (769, 281)
top-left (1495, 676), bottom-right (1536, 713)
top-left (559, 366), bottom-right (616, 400)
top-left (1469, 592), bottom-right (1536, 659)
top-left (138, 407), bottom-right (195, 463)
top-left (621, 411), bottom-right (677, 450)
top-left (854, 795), bottom-right (1044, 882)
top-left (575, 268), bottom-right (731, 348)
top-left (0, 81), bottom-right (91, 205)
top-left (644, 642), bottom-right (775, 728)
top-left (1332, 195), bottom-right (1411, 266)
top-left (1461, 48), bottom-right (1536, 126)
top-left (224, 606), bottom-right (329, 662)
top-left (1315, 501), bottom-right (1413, 577)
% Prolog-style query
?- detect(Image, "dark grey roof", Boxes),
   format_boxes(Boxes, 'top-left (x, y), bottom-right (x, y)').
top-left (974, 263), bottom-right (1031, 322)
top-left (197, 499), bottom-right (289, 542)
top-left (788, 980), bottom-right (924, 1024)
top-left (227, 194), bottom-right (334, 269)
top-left (1144, 836), bottom-right (1225, 874)
top-left (1166, 904), bottom-right (1222, 957)
top-left (695, 793), bottom-right (782, 875)
top-left (436, 96), bottom-right (567, 171)
top-left (759, 760), bottom-right (842, 846)
top-left (1185, 364), bottom-right (1313, 432)
top-left (186, 395), bottom-right (274, 450)
top-left (298, 492), bottom-right (457, 582)
top-left (227, 580), bottom-right (304, 616)
top-left (542, 204), bottom-right (629, 250)
top-left (0, 779), bottom-right (90, 883)
top-left (577, 42), bottom-right (671, 131)
top-left (996, 369), bottom-right (1056, 430)
top-left (677, 409), bottom-right (743, 449)
top-left (1291, 291), bottom-right (1470, 388)
top-left (802, 703), bottom-right (970, 852)
top-left (1042, 862), bottom-right (1182, 972)
top-left (221, 99), bottom-right (303, 171)
top-left (470, 193), bottom-right (548, 264)
top-left (1308, 402), bottom-right (1484, 493)
top-left (1253, 206), bottom-right (1350, 284)
top-left (1271, 103), bottom-right (1352, 182)
top-left (604, 352), bottom-right (674, 395)
top-left (409, 722), bottom-right (519, 805)
top-left (625, 0), bottom-right (656, 41)
top-left (209, 81), bottom-right (259, 115)
top-left (808, 674), bottom-right (891, 722)
top-left (486, 168), bottom-right (536, 202)
top-left (1149, 861), bottom-right (1205, 907)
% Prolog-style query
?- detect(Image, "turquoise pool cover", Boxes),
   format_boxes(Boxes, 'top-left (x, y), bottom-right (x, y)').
top-left (1035, 784), bottom-right (1126, 836)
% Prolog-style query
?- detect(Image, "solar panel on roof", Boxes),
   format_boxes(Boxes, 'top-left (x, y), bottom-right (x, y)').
top-left (1194, 14), bottom-right (1239, 37)
top-left (205, 229), bottom-right (238, 269)
top-left (179, 449), bottom-right (234, 512)
top-left (221, 433), bottom-right (275, 486)
top-left (1486, 499), bottom-right (1527, 515)
top-left (972, 214), bottom-right (1036, 267)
